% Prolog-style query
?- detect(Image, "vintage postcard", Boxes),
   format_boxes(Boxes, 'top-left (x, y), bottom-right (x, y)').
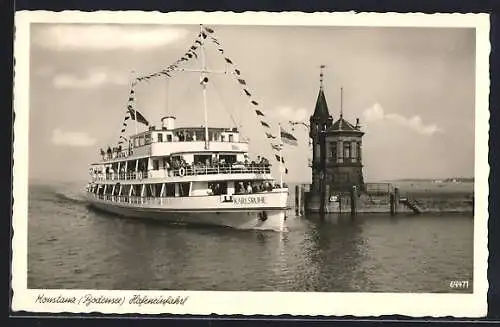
top-left (12, 11), bottom-right (489, 317)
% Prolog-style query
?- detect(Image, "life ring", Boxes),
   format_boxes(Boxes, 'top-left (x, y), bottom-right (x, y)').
top-left (178, 167), bottom-right (186, 177)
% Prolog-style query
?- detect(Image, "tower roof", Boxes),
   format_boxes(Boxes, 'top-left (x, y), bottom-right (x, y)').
top-left (329, 116), bottom-right (363, 134)
top-left (312, 88), bottom-right (331, 119)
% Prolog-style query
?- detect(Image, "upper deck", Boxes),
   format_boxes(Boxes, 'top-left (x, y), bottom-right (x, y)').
top-left (95, 125), bottom-right (247, 165)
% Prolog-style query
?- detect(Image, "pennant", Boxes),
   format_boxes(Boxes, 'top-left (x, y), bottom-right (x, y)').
top-left (190, 45), bottom-right (197, 50)
top-left (255, 109), bottom-right (264, 116)
top-left (244, 89), bottom-right (251, 96)
top-left (218, 48), bottom-right (224, 54)
top-left (265, 132), bottom-right (276, 139)
top-left (118, 140), bottom-right (124, 144)
top-left (280, 128), bottom-right (298, 146)
top-left (237, 79), bottom-right (246, 85)
top-left (187, 53), bottom-right (193, 58)
top-left (260, 121), bottom-right (270, 128)
top-left (271, 144), bottom-right (282, 151)
top-left (205, 27), bottom-right (215, 33)
top-left (120, 135), bottom-right (127, 140)
top-left (122, 122), bottom-right (127, 127)
top-left (124, 116), bottom-right (130, 121)
top-left (201, 32), bottom-right (207, 39)
top-left (275, 155), bottom-right (285, 163)
top-left (211, 38), bottom-right (220, 46)
top-left (200, 76), bottom-right (209, 85)
top-left (195, 40), bottom-right (202, 45)
top-left (251, 100), bottom-right (259, 106)
top-left (121, 128), bottom-right (126, 133)
top-left (224, 57), bottom-right (233, 64)
top-left (130, 89), bottom-right (135, 94)
top-left (128, 97), bottom-right (134, 102)
top-left (234, 69), bottom-right (241, 75)
top-left (128, 108), bottom-right (150, 126)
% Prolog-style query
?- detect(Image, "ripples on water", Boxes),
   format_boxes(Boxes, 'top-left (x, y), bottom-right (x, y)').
top-left (27, 182), bottom-right (473, 293)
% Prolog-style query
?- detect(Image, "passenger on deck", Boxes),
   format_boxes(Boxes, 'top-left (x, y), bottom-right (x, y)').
top-left (246, 183), bottom-right (253, 194)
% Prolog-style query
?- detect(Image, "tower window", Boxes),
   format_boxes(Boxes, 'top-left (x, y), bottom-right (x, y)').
top-left (344, 142), bottom-right (351, 159)
top-left (330, 142), bottom-right (337, 160)
top-left (357, 142), bottom-right (362, 160)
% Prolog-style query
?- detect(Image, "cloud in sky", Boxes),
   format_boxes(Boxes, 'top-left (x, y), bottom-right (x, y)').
top-left (51, 128), bottom-right (97, 147)
top-left (270, 106), bottom-right (309, 123)
top-left (34, 24), bottom-right (189, 51)
top-left (363, 103), bottom-right (443, 136)
top-left (52, 67), bottom-right (128, 89)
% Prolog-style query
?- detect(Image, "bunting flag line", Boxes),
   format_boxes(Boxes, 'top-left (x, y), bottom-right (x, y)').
top-left (275, 154), bottom-right (285, 164)
top-left (261, 121), bottom-right (270, 128)
top-left (206, 31), bottom-right (290, 175)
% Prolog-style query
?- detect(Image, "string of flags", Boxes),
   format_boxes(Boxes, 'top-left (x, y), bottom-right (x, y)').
top-left (116, 25), bottom-right (299, 175)
top-left (206, 28), bottom-right (298, 172)
top-left (117, 31), bottom-right (206, 145)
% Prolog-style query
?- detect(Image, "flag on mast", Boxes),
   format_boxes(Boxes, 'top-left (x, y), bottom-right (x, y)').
top-left (127, 107), bottom-right (149, 126)
top-left (280, 128), bottom-right (298, 146)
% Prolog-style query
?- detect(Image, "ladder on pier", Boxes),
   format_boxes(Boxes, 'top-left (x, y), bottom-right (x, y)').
top-left (400, 198), bottom-right (424, 214)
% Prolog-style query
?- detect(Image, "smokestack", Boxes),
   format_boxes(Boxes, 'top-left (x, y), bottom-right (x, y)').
top-left (161, 116), bottom-right (176, 130)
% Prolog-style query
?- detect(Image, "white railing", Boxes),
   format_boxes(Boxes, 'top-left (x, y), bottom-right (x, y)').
top-left (92, 165), bottom-right (271, 181)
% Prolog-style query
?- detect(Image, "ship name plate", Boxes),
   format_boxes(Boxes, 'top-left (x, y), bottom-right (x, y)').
top-left (233, 196), bottom-right (266, 205)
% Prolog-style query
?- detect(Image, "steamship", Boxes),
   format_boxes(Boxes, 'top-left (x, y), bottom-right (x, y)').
top-left (85, 25), bottom-right (289, 230)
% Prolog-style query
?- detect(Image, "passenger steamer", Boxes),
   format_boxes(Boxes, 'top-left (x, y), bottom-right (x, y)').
top-left (85, 25), bottom-right (290, 230)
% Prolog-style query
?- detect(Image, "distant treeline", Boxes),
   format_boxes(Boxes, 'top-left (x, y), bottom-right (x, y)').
top-left (394, 177), bottom-right (474, 183)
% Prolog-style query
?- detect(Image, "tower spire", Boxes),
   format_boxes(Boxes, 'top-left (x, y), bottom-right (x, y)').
top-left (319, 64), bottom-right (326, 90)
top-left (340, 86), bottom-right (343, 119)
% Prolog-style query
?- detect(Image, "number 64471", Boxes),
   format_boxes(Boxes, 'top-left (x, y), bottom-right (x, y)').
top-left (449, 280), bottom-right (469, 289)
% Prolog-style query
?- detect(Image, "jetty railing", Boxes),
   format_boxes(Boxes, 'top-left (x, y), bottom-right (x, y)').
top-left (93, 165), bottom-right (271, 181)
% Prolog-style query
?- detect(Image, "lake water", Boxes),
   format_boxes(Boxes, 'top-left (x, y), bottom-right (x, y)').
top-left (27, 181), bottom-right (473, 293)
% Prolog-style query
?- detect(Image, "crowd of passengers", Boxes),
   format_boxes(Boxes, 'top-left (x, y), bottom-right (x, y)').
top-left (166, 155), bottom-right (271, 173)
top-left (95, 155), bottom-right (272, 179)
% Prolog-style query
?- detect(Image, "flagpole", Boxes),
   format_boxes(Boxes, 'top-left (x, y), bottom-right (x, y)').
top-left (130, 70), bottom-right (138, 136)
top-left (200, 24), bottom-right (210, 150)
top-left (278, 122), bottom-right (283, 188)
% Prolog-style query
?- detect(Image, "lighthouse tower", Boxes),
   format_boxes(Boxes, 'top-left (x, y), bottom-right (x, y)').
top-left (309, 65), bottom-right (333, 192)
top-left (309, 66), bottom-right (365, 195)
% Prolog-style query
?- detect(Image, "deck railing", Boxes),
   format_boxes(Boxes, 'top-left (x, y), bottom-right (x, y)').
top-left (92, 165), bottom-right (271, 181)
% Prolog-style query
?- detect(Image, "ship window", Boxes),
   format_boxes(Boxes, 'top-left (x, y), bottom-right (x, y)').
top-left (195, 130), bottom-right (204, 141)
top-left (330, 142), bottom-right (337, 160)
top-left (178, 182), bottom-right (190, 197)
top-left (221, 135), bottom-right (225, 142)
top-left (164, 183), bottom-right (175, 197)
top-left (194, 155), bottom-right (212, 165)
top-left (145, 133), bottom-right (151, 145)
top-left (208, 181), bottom-right (228, 195)
top-left (219, 154), bottom-right (236, 164)
top-left (166, 134), bottom-right (172, 142)
top-left (153, 160), bottom-right (159, 170)
top-left (228, 134), bottom-right (234, 142)
top-left (158, 133), bottom-right (163, 143)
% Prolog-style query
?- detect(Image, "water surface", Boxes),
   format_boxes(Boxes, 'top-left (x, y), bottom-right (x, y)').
top-left (28, 182), bottom-right (473, 293)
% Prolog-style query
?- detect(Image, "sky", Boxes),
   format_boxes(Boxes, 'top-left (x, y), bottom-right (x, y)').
top-left (27, 23), bottom-right (476, 183)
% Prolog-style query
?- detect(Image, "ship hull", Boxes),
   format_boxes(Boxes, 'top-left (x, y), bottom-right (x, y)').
top-left (85, 193), bottom-right (288, 231)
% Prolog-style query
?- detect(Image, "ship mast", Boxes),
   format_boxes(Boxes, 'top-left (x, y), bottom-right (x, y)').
top-left (200, 25), bottom-right (210, 150)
